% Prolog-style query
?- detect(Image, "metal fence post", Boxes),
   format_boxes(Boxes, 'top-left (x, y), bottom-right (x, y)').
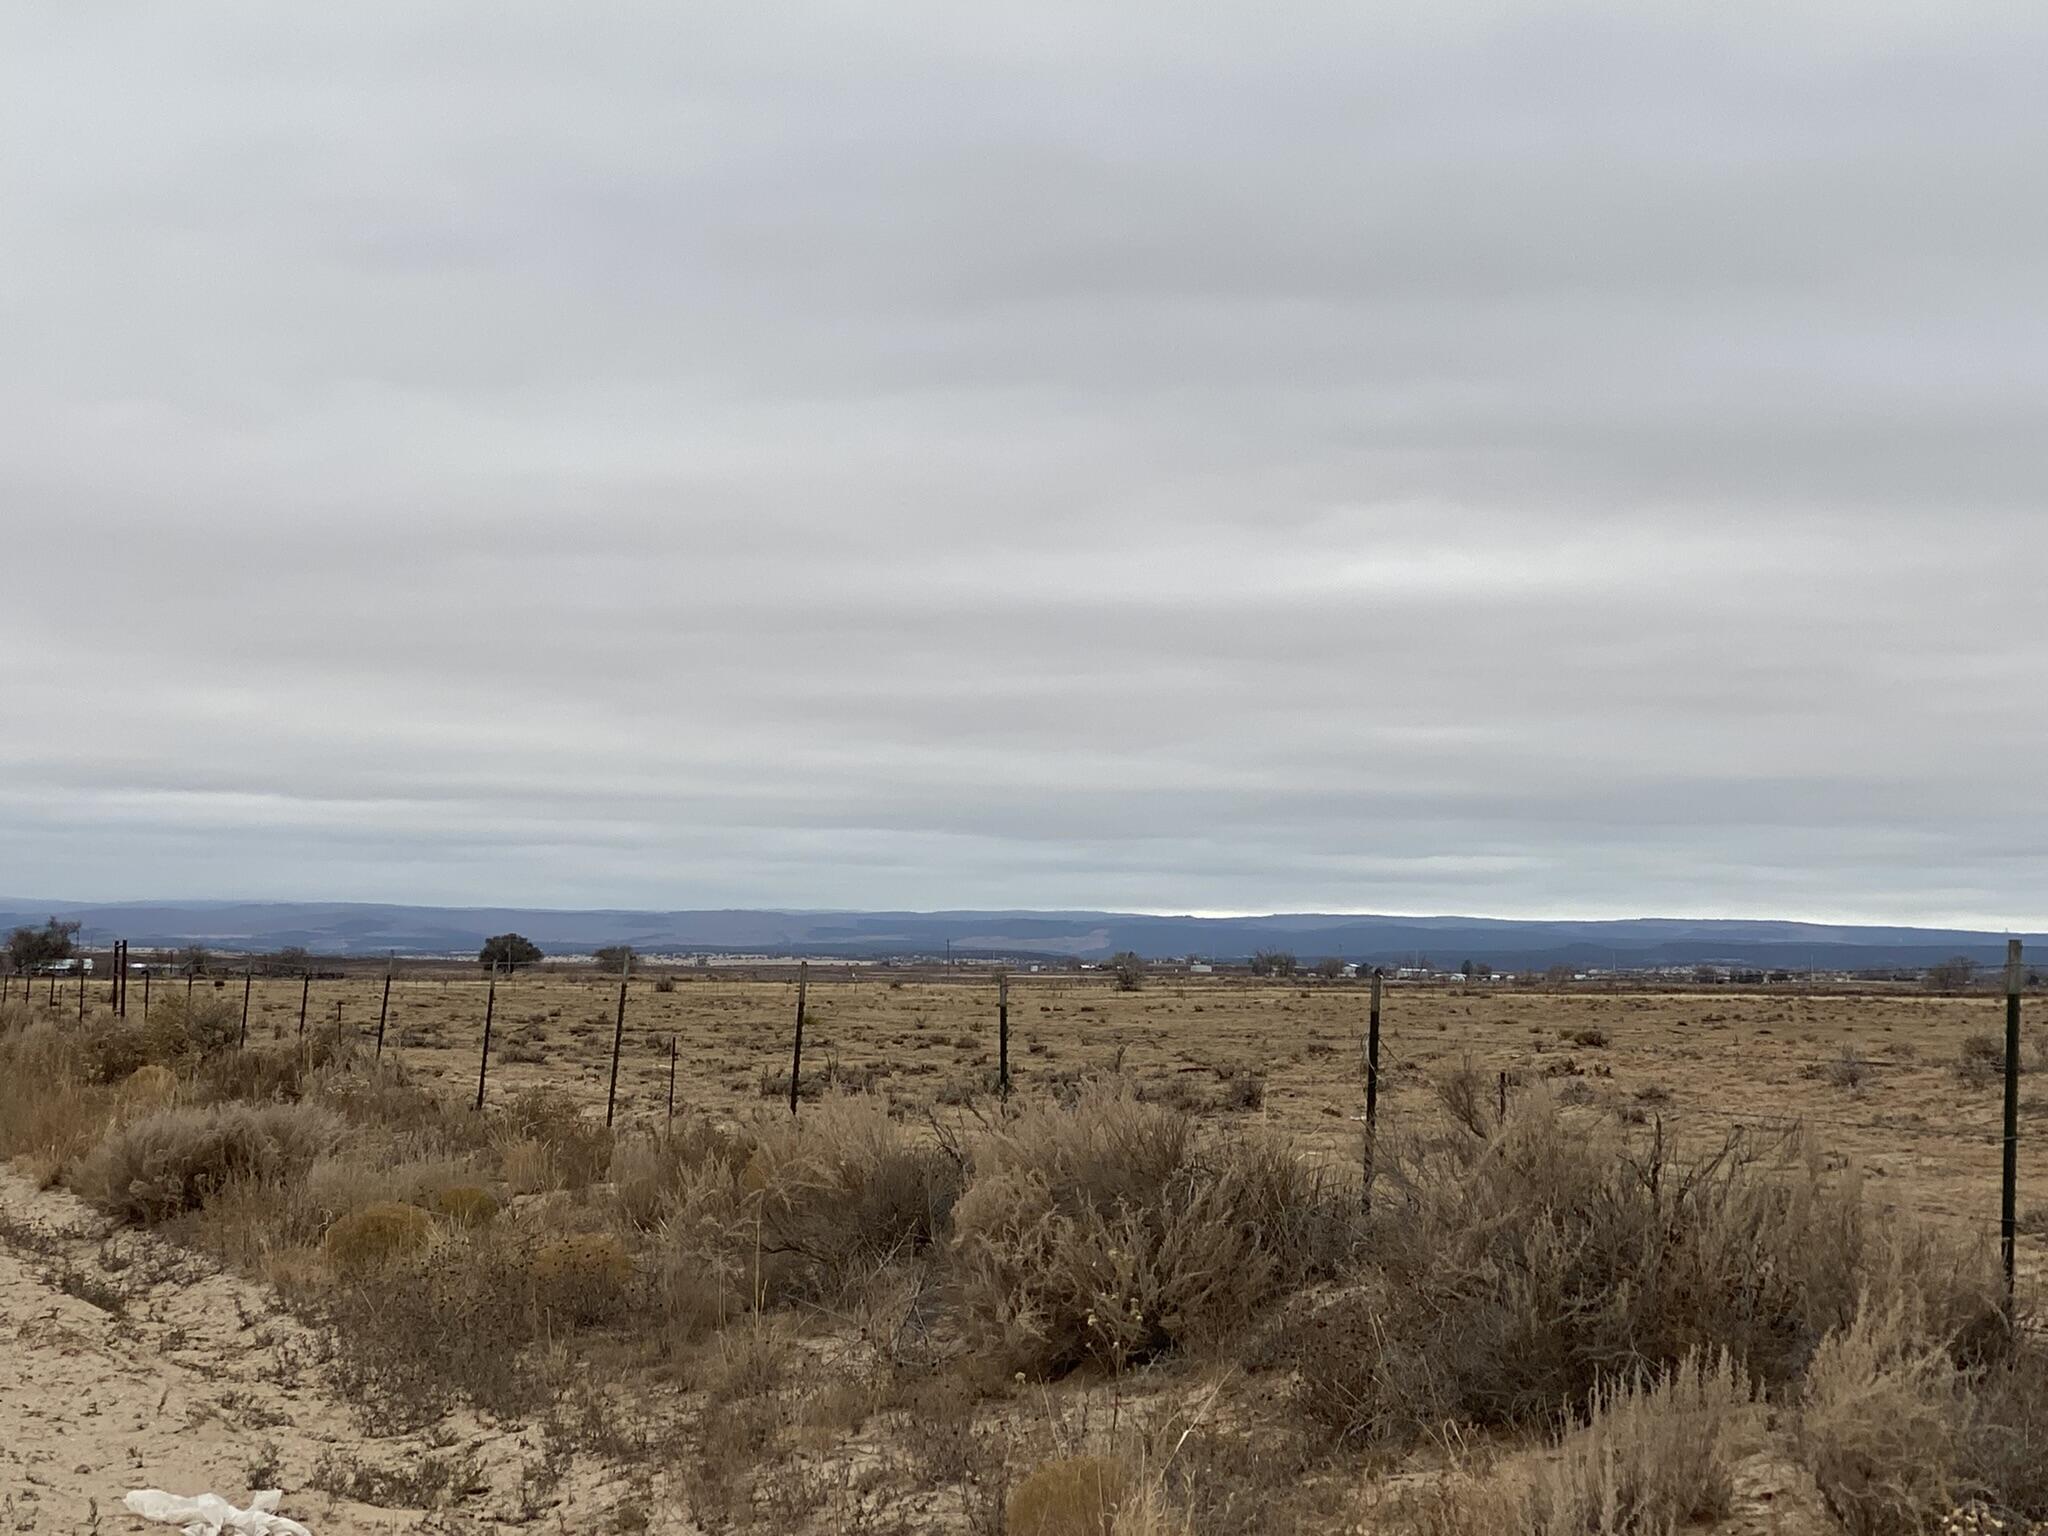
top-left (475, 973), bottom-right (497, 1111)
top-left (605, 954), bottom-right (631, 1127)
top-left (1364, 968), bottom-right (1383, 1211)
top-left (998, 971), bottom-right (1011, 1097)
top-left (789, 961), bottom-right (808, 1116)
top-left (2004, 938), bottom-right (2025, 1306)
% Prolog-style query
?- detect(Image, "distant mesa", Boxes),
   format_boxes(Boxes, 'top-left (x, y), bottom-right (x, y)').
top-left (1, 899), bottom-right (2037, 973)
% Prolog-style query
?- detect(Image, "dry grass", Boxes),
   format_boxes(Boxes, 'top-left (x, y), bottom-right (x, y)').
top-left (6, 973), bottom-right (2046, 1532)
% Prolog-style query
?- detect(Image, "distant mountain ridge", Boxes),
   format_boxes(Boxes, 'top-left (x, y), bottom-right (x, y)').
top-left (1, 899), bottom-right (2038, 971)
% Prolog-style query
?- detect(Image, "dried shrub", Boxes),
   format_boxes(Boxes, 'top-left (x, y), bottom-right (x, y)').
top-left (1296, 1094), bottom-right (2003, 1443)
top-left (314, 1056), bottom-right (492, 1155)
top-left (309, 1445), bottom-right (485, 1510)
top-left (949, 1088), bottom-right (1355, 1379)
top-left (323, 1201), bottom-right (433, 1274)
top-left (629, 1098), bottom-right (956, 1317)
top-left (1216, 1073), bottom-right (1265, 1112)
top-left (609, 1124), bottom-right (750, 1231)
top-left (1824, 1046), bottom-right (1870, 1090)
top-left (1412, 1350), bottom-right (1757, 1536)
top-left (737, 1096), bottom-right (959, 1305)
top-left (430, 1184), bottom-right (500, 1227)
top-left (0, 1017), bottom-right (112, 1178)
top-left (1957, 1033), bottom-right (2008, 1087)
top-left (317, 1235), bottom-right (548, 1430)
top-left (1961, 1344), bottom-right (2048, 1521)
top-left (194, 1039), bottom-right (335, 1104)
top-left (81, 995), bottom-right (241, 1083)
top-left (499, 1089), bottom-right (613, 1189)
top-left (1798, 1295), bottom-right (1963, 1535)
top-left (117, 1064), bottom-right (178, 1113)
top-left (69, 1101), bottom-right (348, 1224)
top-left (531, 1233), bottom-right (635, 1325)
top-left (1523, 1349), bottom-right (1756, 1532)
top-left (1433, 1061), bottom-right (1498, 1137)
top-left (78, 1019), bottom-right (153, 1084)
top-left (1008, 1455), bottom-right (1129, 1536)
top-left (500, 1137), bottom-right (556, 1194)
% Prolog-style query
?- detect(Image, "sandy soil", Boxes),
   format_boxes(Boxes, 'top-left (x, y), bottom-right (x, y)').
top-left (0, 1170), bottom-right (671, 1535)
top-left (0, 1144), bottom-right (1840, 1535)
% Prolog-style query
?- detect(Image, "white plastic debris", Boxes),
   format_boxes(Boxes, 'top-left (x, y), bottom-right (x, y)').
top-left (121, 1488), bottom-right (312, 1536)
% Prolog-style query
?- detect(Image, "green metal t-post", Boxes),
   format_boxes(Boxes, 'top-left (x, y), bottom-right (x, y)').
top-left (1364, 968), bottom-right (1383, 1211)
top-left (2003, 938), bottom-right (2024, 1306)
top-left (789, 961), bottom-right (807, 1116)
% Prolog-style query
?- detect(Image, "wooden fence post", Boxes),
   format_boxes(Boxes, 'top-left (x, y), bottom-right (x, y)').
top-left (605, 954), bottom-right (631, 1127)
top-left (142, 967), bottom-right (150, 1020)
top-left (1363, 968), bottom-right (1383, 1210)
top-left (789, 961), bottom-right (808, 1116)
top-left (239, 968), bottom-right (252, 1050)
top-left (376, 961), bottom-right (393, 1058)
top-left (475, 973), bottom-right (496, 1111)
top-left (297, 973), bottom-right (310, 1039)
top-left (2004, 938), bottom-right (2024, 1306)
top-left (77, 965), bottom-right (86, 1023)
top-left (667, 1034), bottom-right (678, 1127)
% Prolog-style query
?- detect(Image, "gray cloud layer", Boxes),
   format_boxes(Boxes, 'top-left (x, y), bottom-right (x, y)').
top-left (4, 3), bottom-right (2046, 922)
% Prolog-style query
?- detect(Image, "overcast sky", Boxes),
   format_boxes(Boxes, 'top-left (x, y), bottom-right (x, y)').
top-left (3, 4), bottom-right (2046, 925)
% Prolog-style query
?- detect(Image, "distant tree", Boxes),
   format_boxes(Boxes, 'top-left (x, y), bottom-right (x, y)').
top-left (1108, 951), bottom-right (1145, 991)
top-left (1313, 956), bottom-right (1346, 980)
top-left (8, 917), bottom-right (80, 973)
top-left (1544, 963), bottom-right (1574, 985)
top-left (179, 945), bottom-right (212, 976)
top-left (480, 933), bottom-right (544, 971)
top-left (1248, 949), bottom-right (1297, 978)
top-left (591, 944), bottom-right (636, 974)
top-left (1926, 955), bottom-right (1979, 992)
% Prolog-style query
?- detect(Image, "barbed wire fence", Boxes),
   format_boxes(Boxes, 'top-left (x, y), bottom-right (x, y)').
top-left (7, 939), bottom-right (2036, 1303)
